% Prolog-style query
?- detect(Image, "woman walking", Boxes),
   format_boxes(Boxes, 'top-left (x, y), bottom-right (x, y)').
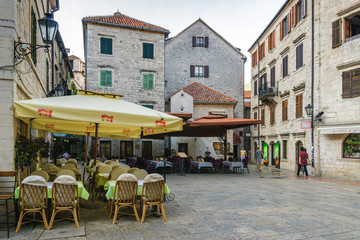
top-left (297, 147), bottom-right (309, 179)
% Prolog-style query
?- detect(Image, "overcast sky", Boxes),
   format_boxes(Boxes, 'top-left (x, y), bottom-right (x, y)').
top-left (56, 0), bottom-right (286, 83)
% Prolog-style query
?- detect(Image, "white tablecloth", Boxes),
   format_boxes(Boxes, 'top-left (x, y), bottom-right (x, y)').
top-left (197, 162), bottom-right (213, 170)
top-left (149, 160), bottom-right (173, 168)
top-left (224, 161), bottom-right (243, 171)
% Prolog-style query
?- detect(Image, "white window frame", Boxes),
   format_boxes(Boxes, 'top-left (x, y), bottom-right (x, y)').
top-left (195, 66), bottom-right (204, 77)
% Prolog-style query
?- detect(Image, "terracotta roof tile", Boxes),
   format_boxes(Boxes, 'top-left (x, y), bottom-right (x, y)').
top-left (83, 12), bottom-right (169, 33)
top-left (244, 91), bottom-right (251, 98)
top-left (167, 82), bottom-right (237, 103)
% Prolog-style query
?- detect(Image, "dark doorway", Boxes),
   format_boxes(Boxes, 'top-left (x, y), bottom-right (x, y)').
top-left (142, 141), bottom-right (152, 159)
top-left (178, 143), bottom-right (188, 155)
top-left (295, 141), bottom-right (303, 171)
top-left (100, 141), bottom-right (111, 159)
top-left (270, 142), bottom-right (275, 165)
top-left (233, 145), bottom-right (239, 158)
top-left (120, 141), bottom-right (133, 159)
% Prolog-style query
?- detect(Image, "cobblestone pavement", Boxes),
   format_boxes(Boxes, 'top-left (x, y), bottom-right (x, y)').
top-left (3, 165), bottom-right (360, 240)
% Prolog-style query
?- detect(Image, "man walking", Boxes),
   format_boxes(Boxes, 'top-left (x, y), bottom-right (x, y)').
top-left (297, 147), bottom-right (309, 179)
top-left (255, 147), bottom-right (263, 172)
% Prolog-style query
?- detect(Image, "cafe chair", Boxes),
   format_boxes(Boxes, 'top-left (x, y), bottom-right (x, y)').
top-left (140, 173), bottom-right (167, 223)
top-left (56, 169), bottom-right (76, 179)
top-left (0, 171), bottom-right (17, 238)
top-left (62, 164), bottom-right (81, 180)
top-left (43, 164), bottom-right (60, 182)
top-left (16, 176), bottom-right (49, 232)
top-left (104, 160), bottom-right (113, 165)
top-left (30, 170), bottom-right (49, 181)
top-left (108, 162), bottom-right (119, 168)
top-left (111, 174), bottom-right (140, 224)
top-left (132, 169), bottom-right (148, 180)
top-left (108, 168), bottom-right (127, 181)
top-left (49, 175), bottom-right (79, 229)
top-left (117, 165), bottom-right (130, 172)
top-left (127, 167), bottom-right (139, 174)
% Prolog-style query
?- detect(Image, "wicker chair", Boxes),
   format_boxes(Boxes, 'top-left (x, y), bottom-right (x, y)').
top-left (140, 174), bottom-right (166, 223)
top-left (132, 169), bottom-right (148, 180)
top-left (62, 164), bottom-right (81, 180)
top-left (108, 162), bottom-right (119, 168)
top-left (117, 165), bottom-right (130, 172)
top-left (49, 175), bottom-right (79, 229)
top-left (43, 164), bottom-right (60, 182)
top-left (30, 170), bottom-right (49, 181)
top-left (104, 160), bottom-right (113, 165)
top-left (108, 168), bottom-right (127, 181)
top-left (65, 161), bottom-right (78, 169)
top-left (56, 169), bottom-right (76, 179)
top-left (111, 174), bottom-right (140, 223)
top-left (127, 167), bottom-right (139, 174)
top-left (16, 176), bottom-right (49, 232)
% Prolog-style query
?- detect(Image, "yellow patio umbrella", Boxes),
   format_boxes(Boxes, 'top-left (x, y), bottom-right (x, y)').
top-left (14, 90), bottom-right (183, 192)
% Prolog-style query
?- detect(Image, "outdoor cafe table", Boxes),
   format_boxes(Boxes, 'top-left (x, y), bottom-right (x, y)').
top-left (192, 161), bottom-right (213, 170)
top-left (223, 161), bottom-right (243, 171)
top-left (14, 181), bottom-right (89, 200)
top-left (149, 160), bottom-right (173, 168)
top-left (95, 173), bottom-right (109, 187)
top-left (104, 180), bottom-right (170, 200)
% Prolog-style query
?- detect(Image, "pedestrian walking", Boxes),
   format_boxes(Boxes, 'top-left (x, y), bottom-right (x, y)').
top-left (240, 147), bottom-right (247, 163)
top-left (297, 147), bottom-right (309, 179)
top-left (255, 147), bottom-right (263, 172)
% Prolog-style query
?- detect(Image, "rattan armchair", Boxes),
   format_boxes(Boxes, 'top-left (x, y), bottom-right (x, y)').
top-left (30, 170), bottom-right (49, 181)
top-left (118, 165), bottom-right (130, 172)
top-left (111, 174), bottom-right (140, 223)
top-left (132, 169), bottom-right (148, 180)
top-left (49, 175), bottom-right (79, 229)
top-left (43, 164), bottom-right (60, 182)
top-left (127, 167), bottom-right (139, 174)
top-left (140, 174), bottom-right (167, 223)
top-left (56, 169), bottom-right (76, 179)
top-left (16, 176), bottom-right (49, 232)
top-left (108, 168), bottom-right (127, 181)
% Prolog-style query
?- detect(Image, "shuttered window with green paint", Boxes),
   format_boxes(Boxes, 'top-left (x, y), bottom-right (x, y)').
top-left (142, 43), bottom-right (154, 59)
top-left (142, 73), bottom-right (154, 90)
top-left (100, 37), bottom-right (113, 55)
top-left (100, 70), bottom-right (113, 87)
top-left (142, 104), bottom-right (154, 109)
top-left (31, 7), bottom-right (37, 65)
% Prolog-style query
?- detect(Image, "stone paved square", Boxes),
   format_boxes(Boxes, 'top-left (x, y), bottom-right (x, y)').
top-left (3, 165), bottom-right (360, 239)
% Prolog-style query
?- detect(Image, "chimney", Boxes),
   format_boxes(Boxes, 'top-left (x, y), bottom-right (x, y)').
top-left (114, 10), bottom-right (121, 17)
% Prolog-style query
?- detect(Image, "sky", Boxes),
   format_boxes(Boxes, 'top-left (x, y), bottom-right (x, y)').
top-left (55, 0), bottom-right (286, 83)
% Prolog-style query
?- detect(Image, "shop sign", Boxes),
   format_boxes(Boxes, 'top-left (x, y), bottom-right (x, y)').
top-left (301, 121), bottom-right (312, 129)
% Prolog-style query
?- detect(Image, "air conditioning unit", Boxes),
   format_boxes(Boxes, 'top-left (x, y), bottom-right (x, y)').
top-left (268, 87), bottom-right (277, 94)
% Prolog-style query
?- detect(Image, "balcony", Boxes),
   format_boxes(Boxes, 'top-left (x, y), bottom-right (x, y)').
top-left (259, 82), bottom-right (277, 102)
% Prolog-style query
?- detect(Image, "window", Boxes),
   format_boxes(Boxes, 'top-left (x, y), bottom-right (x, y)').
top-left (261, 109), bottom-right (265, 126)
top-left (260, 74), bottom-right (267, 92)
top-left (270, 105), bottom-right (275, 125)
top-left (142, 73), bottom-right (154, 90)
top-left (282, 140), bottom-right (288, 158)
top-left (259, 42), bottom-right (265, 61)
top-left (142, 104), bottom-right (154, 109)
top-left (343, 134), bottom-right (360, 159)
top-left (190, 65), bottom-right (209, 77)
top-left (31, 7), bottom-right (37, 65)
top-left (293, 0), bottom-right (306, 25)
top-left (344, 13), bottom-right (360, 42)
top-left (270, 66), bottom-right (276, 87)
top-left (192, 36), bottom-right (209, 48)
top-left (280, 12), bottom-right (291, 40)
top-left (295, 93), bottom-right (303, 118)
top-left (254, 80), bottom-right (257, 96)
top-left (332, 19), bottom-right (342, 48)
top-left (268, 30), bottom-right (276, 51)
top-left (342, 68), bottom-right (360, 99)
top-left (99, 69), bottom-right (113, 87)
top-left (143, 42), bottom-right (154, 59)
top-left (282, 55), bottom-right (289, 78)
top-left (296, 42), bottom-right (304, 69)
top-left (100, 37), bottom-right (113, 55)
top-left (69, 60), bottom-right (74, 69)
top-left (100, 141), bottom-right (111, 159)
top-left (252, 50), bottom-right (258, 68)
top-left (282, 99), bottom-right (288, 121)
top-left (254, 112), bottom-right (258, 128)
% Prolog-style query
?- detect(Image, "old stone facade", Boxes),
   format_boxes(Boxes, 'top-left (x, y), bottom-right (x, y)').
top-left (69, 55), bottom-right (85, 90)
top-left (82, 11), bottom-right (169, 158)
top-left (0, 0), bottom-right (71, 171)
top-left (249, 0), bottom-right (360, 179)
top-left (165, 19), bottom-right (246, 157)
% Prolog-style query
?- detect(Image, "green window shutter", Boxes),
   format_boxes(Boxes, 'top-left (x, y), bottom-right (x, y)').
top-left (31, 7), bottom-right (37, 66)
top-left (100, 70), bottom-right (106, 86)
top-left (100, 70), bottom-right (112, 87)
top-left (100, 38), bottom-right (112, 55)
top-left (106, 70), bottom-right (112, 87)
top-left (46, 59), bottom-right (49, 92)
top-left (142, 105), bottom-right (154, 109)
top-left (143, 43), bottom-right (154, 59)
top-left (143, 74), bottom-right (154, 90)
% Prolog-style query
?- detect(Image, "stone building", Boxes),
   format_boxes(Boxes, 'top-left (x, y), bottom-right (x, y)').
top-left (82, 11), bottom-right (169, 158)
top-left (165, 82), bottom-right (236, 158)
top-left (0, 0), bottom-right (72, 171)
top-left (248, 0), bottom-right (360, 179)
top-left (165, 18), bottom-right (247, 157)
top-left (69, 55), bottom-right (85, 91)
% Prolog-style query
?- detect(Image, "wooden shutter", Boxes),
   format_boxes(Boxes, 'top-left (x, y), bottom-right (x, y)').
top-left (148, 43), bottom-right (154, 59)
top-left (148, 74), bottom-right (154, 89)
top-left (351, 68), bottom-right (360, 98)
top-left (299, 43), bottom-right (303, 68)
top-left (270, 105), bottom-right (275, 124)
top-left (192, 36), bottom-right (196, 47)
top-left (190, 65), bottom-right (195, 77)
top-left (268, 36), bottom-right (271, 51)
top-left (270, 66), bottom-right (275, 87)
top-left (345, 19), bottom-right (352, 40)
top-left (342, 71), bottom-right (351, 98)
top-left (280, 21), bottom-right (284, 40)
top-left (296, 94), bottom-right (302, 118)
top-left (296, 45), bottom-right (300, 69)
top-left (107, 38), bottom-right (113, 55)
top-left (292, 6), bottom-right (297, 26)
top-left (254, 80), bottom-right (257, 95)
top-left (105, 70), bottom-right (112, 87)
top-left (282, 100), bottom-right (288, 121)
top-left (261, 109), bottom-right (265, 125)
top-left (254, 112), bottom-right (257, 119)
top-left (100, 70), bottom-right (105, 86)
top-left (272, 30), bottom-right (275, 49)
top-left (283, 55), bottom-right (288, 77)
top-left (205, 37), bottom-right (209, 48)
top-left (204, 65), bottom-right (209, 78)
top-left (287, 12), bottom-right (291, 33)
top-left (302, 0), bottom-right (307, 18)
top-left (31, 7), bottom-right (37, 65)
top-left (332, 19), bottom-right (342, 48)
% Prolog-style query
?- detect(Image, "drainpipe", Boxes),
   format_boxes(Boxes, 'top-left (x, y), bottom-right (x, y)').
top-left (84, 23), bottom-right (88, 90)
top-left (257, 41), bottom-right (260, 153)
top-left (311, 0), bottom-right (315, 172)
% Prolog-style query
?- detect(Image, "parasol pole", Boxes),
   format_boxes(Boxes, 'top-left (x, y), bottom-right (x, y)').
top-left (224, 129), bottom-right (228, 161)
top-left (92, 123), bottom-right (99, 201)
top-left (82, 132), bottom-right (90, 182)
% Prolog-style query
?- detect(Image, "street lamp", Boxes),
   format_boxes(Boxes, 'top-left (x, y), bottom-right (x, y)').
top-left (47, 84), bottom-right (64, 97)
top-left (305, 104), bottom-right (313, 117)
top-left (38, 13), bottom-right (59, 44)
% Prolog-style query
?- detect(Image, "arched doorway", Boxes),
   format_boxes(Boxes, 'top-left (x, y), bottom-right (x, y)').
top-left (295, 140), bottom-right (303, 171)
top-left (269, 141), bottom-right (275, 165)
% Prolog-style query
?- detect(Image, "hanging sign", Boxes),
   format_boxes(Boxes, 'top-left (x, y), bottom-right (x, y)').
top-left (301, 121), bottom-right (312, 129)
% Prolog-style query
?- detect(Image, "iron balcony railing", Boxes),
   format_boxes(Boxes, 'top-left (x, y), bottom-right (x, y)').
top-left (259, 82), bottom-right (277, 98)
